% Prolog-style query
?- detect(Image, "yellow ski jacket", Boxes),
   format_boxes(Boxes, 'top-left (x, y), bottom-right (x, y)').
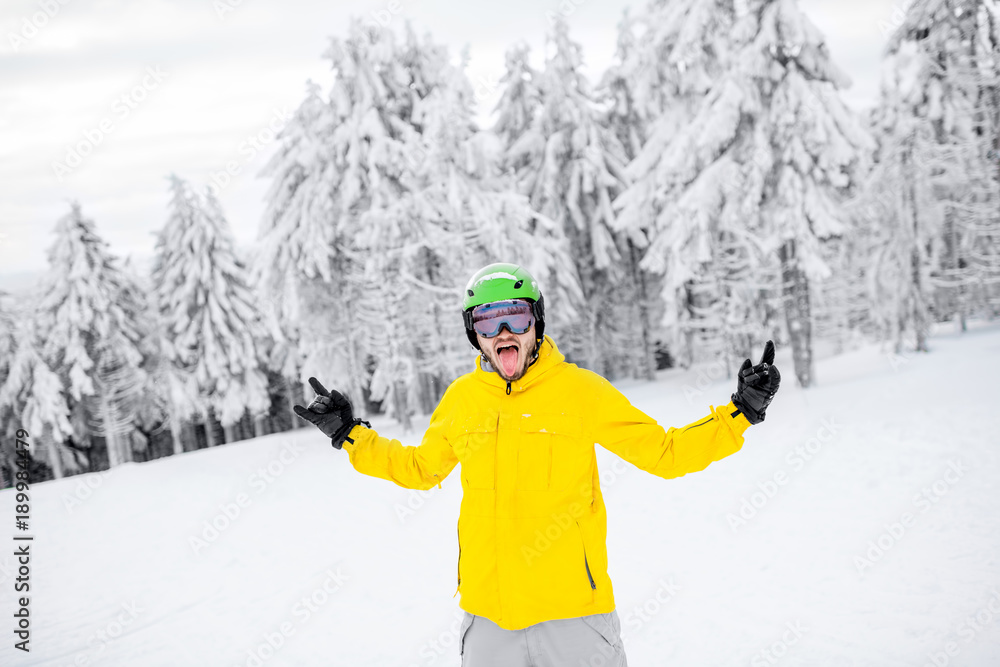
top-left (342, 336), bottom-right (751, 630)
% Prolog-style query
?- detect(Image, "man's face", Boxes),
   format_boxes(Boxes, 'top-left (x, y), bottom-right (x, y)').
top-left (478, 324), bottom-right (537, 382)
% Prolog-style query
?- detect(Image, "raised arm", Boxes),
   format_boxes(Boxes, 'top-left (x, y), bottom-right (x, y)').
top-left (592, 378), bottom-right (751, 479)
top-left (340, 405), bottom-right (459, 490)
top-left (591, 341), bottom-right (780, 479)
top-left (294, 377), bottom-right (458, 490)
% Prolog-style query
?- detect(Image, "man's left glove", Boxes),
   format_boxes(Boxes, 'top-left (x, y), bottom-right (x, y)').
top-left (293, 377), bottom-right (370, 449)
top-left (732, 340), bottom-right (781, 425)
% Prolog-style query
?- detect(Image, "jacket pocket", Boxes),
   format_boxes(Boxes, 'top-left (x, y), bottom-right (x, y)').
top-left (519, 413), bottom-right (586, 491)
top-left (576, 520), bottom-right (597, 592)
top-left (580, 612), bottom-right (624, 654)
top-left (459, 613), bottom-right (475, 657)
top-left (455, 412), bottom-right (498, 490)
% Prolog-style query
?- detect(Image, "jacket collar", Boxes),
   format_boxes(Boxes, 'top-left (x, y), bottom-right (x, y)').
top-left (475, 335), bottom-right (564, 392)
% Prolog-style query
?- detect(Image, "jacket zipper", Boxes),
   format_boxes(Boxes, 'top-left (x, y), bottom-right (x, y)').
top-left (685, 416), bottom-right (714, 431)
top-left (576, 521), bottom-right (597, 590)
top-left (455, 523), bottom-right (462, 597)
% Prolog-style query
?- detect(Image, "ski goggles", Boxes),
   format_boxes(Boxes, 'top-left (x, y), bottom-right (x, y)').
top-left (464, 299), bottom-right (536, 338)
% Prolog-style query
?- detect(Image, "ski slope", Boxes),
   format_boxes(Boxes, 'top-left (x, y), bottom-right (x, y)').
top-left (3, 322), bottom-right (999, 667)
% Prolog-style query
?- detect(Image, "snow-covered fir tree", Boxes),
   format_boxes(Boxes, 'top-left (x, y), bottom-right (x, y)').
top-left (0, 294), bottom-right (73, 481)
top-left (494, 43), bottom-right (542, 166)
top-left (254, 79), bottom-right (331, 429)
top-left (614, 0), bottom-right (744, 369)
top-left (631, 0), bottom-right (871, 386)
top-left (258, 21), bottom-right (578, 426)
top-left (596, 8), bottom-right (663, 379)
top-left (868, 0), bottom-right (1000, 346)
top-left (153, 176), bottom-right (270, 444)
top-left (496, 17), bottom-right (628, 375)
top-left (32, 202), bottom-right (149, 468)
top-left (1, 316), bottom-right (74, 479)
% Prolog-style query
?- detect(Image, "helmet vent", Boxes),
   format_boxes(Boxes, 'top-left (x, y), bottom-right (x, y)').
top-left (514, 280), bottom-right (523, 289)
top-left (467, 289), bottom-right (475, 297)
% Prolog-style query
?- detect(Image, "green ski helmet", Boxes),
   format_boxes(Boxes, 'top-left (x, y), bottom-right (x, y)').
top-left (462, 262), bottom-right (545, 350)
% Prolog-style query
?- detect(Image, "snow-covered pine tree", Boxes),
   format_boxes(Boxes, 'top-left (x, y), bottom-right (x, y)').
top-left (1, 316), bottom-right (74, 479)
top-left (614, 0), bottom-right (741, 370)
top-left (153, 176), bottom-right (270, 444)
top-left (0, 293), bottom-right (73, 482)
top-left (258, 21), bottom-right (580, 427)
top-left (33, 202), bottom-right (149, 468)
top-left (637, 0), bottom-right (872, 386)
top-left (358, 25), bottom-right (579, 418)
top-left (596, 8), bottom-right (662, 379)
top-left (255, 21), bottom-right (410, 420)
top-left (254, 79), bottom-right (332, 427)
top-left (495, 42), bottom-right (542, 169)
top-left (872, 0), bottom-right (1000, 342)
top-left (498, 17), bottom-right (627, 375)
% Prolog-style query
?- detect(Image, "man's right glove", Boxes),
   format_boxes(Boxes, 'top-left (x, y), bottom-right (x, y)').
top-left (731, 340), bottom-right (781, 425)
top-left (293, 377), bottom-right (369, 449)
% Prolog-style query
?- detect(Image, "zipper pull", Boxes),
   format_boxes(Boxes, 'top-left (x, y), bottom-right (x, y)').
top-left (506, 381), bottom-right (511, 396)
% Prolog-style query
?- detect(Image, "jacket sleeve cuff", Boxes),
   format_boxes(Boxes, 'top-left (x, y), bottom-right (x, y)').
top-left (723, 400), bottom-right (753, 435)
top-left (340, 424), bottom-right (371, 455)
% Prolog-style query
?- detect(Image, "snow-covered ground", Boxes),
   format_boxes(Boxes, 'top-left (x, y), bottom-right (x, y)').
top-left (3, 322), bottom-right (999, 667)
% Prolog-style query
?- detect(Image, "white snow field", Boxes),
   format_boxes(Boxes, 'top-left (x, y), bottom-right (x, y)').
top-left (3, 322), bottom-right (999, 667)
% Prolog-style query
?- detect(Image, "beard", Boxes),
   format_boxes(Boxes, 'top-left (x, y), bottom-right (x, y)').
top-left (483, 335), bottom-right (539, 382)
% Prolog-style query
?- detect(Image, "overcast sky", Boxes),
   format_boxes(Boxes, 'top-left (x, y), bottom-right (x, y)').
top-left (0, 0), bottom-right (901, 289)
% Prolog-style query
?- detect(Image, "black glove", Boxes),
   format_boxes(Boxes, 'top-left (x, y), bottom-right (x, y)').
top-left (293, 377), bottom-right (370, 449)
top-left (731, 340), bottom-right (781, 425)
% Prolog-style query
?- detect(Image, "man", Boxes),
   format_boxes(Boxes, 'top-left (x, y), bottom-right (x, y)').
top-left (295, 262), bottom-right (780, 667)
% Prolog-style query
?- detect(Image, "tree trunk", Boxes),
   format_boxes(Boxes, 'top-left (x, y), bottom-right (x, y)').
top-left (779, 240), bottom-right (814, 388)
top-left (223, 422), bottom-right (236, 444)
top-left (911, 247), bottom-right (928, 352)
top-left (170, 413), bottom-right (184, 456)
top-left (204, 408), bottom-right (217, 447)
top-left (45, 426), bottom-right (64, 479)
top-left (286, 376), bottom-right (301, 429)
top-left (393, 381), bottom-right (412, 431)
top-left (628, 241), bottom-right (656, 382)
top-left (101, 394), bottom-right (121, 467)
top-left (254, 414), bottom-right (266, 438)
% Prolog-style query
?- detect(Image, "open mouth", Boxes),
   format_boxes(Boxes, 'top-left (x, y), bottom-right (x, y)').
top-left (495, 342), bottom-right (520, 377)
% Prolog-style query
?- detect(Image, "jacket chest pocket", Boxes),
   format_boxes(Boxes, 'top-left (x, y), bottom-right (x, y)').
top-left (518, 413), bottom-right (587, 491)
top-left (454, 413), bottom-right (498, 490)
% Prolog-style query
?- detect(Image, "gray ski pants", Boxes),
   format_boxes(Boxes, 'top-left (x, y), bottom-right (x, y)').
top-left (459, 610), bottom-right (628, 666)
